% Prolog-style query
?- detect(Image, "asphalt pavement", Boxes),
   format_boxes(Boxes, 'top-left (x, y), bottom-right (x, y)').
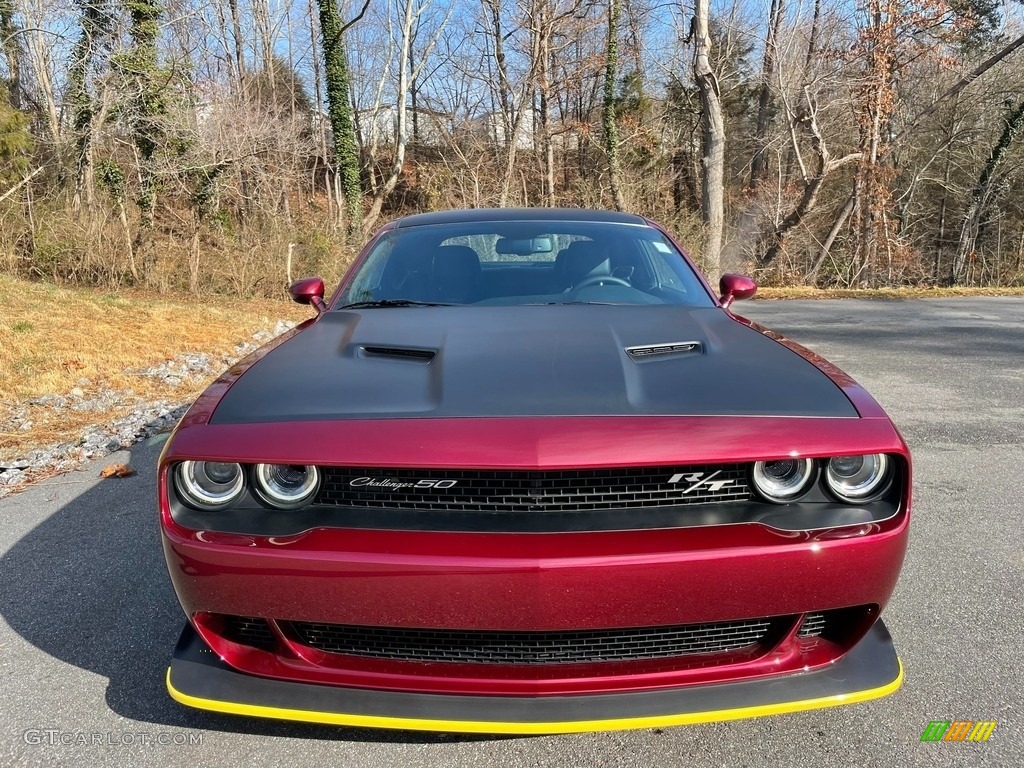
top-left (1, 297), bottom-right (1021, 767)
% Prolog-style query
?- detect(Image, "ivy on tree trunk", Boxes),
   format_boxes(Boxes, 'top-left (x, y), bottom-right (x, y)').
top-left (120, 0), bottom-right (166, 282)
top-left (69, 1), bottom-right (114, 214)
top-left (1, 0), bottom-right (21, 108)
top-left (604, 0), bottom-right (625, 212)
top-left (316, 0), bottom-right (364, 239)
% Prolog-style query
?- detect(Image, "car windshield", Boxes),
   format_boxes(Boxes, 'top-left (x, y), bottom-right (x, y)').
top-left (336, 220), bottom-right (715, 308)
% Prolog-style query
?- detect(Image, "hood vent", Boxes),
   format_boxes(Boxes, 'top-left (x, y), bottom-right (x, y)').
top-left (625, 341), bottom-right (702, 362)
top-left (360, 345), bottom-right (437, 362)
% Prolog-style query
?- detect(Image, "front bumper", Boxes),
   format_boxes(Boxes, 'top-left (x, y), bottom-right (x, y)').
top-left (167, 619), bottom-right (903, 734)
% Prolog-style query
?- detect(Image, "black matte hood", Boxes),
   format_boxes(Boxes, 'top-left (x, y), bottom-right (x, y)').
top-left (210, 306), bottom-right (857, 424)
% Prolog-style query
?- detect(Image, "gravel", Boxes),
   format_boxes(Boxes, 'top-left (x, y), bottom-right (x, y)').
top-left (0, 320), bottom-right (294, 498)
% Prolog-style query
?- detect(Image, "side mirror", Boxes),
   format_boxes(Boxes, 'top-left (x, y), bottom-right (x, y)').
top-left (289, 276), bottom-right (327, 314)
top-left (718, 273), bottom-right (757, 309)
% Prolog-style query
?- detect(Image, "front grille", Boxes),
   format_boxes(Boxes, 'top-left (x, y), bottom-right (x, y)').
top-left (223, 615), bottom-right (277, 651)
top-left (288, 618), bottom-right (782, 665)
top-left (317, 464), bottom-right (751, 513)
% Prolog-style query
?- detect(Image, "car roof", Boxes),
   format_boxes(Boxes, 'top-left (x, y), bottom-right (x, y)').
top-left (393, 208), bottom-right (650, 228)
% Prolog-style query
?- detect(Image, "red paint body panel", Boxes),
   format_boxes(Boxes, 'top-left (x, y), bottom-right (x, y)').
top-left (162, 414), bottom-right (904, 468)
top-left (163, 514), bottom-right (907, 631)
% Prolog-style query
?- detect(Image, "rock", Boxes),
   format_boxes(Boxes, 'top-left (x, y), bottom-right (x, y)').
top-left (70, 388), bottom-right (85, 398)
top-left (0, 469), bottom-right (24, 486)
top-left (31, 394), bottom-right (68, 408)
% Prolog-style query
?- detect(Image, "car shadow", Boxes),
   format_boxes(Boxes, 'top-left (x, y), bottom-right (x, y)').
top-left (0, 428), bottom-right (507, 745)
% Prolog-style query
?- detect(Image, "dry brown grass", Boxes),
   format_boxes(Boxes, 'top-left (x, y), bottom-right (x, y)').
top-left (755, 286), bottom-right (1024, 300)
top-left (0, 274), bottom-right (309, 460)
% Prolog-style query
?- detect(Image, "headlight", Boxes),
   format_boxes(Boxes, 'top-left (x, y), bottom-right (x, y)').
top-left (751, 458), bottom-right (815, 503)
top-left (175, 461), bottom-right (245, 510)
top-left (825, 454), bottom-right (890, 502)
top-left (253, 464), bottom-right (320, 509)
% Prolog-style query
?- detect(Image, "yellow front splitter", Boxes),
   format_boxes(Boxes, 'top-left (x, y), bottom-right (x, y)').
top-left (166, 621), bottom-right (903, 735)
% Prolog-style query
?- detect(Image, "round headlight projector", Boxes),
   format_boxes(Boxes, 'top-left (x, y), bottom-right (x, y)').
top-left (751, 458), bottom-right (815, 503)
top-left (253, 463), bottom-right (320, 509)
top-left (174, 461), bottom-right (245, 510)
top-left (825, 454), bottom-right (890, 502)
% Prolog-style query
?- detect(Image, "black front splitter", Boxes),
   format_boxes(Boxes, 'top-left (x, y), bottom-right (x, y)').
top-left (167, 620), bottom-right (903, 734)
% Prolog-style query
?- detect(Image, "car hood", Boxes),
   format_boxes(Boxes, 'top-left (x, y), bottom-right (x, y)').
top-left (209, 305), bottom-right (858, 424)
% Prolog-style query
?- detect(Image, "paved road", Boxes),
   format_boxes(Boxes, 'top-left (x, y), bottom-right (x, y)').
top-left (1, 297), bottom-right (1021, 767)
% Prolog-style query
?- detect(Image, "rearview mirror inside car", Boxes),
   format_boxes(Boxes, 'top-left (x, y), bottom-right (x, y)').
top-left (495, 237), bottom-right (553, 255)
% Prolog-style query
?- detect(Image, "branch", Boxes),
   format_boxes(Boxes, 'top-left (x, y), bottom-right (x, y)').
top-left (894, 32), bottom-right (1024, 144)
top-left (0, 166), bottom-right (45, 205)
top-left (341, 0), bottom-right (373, 35)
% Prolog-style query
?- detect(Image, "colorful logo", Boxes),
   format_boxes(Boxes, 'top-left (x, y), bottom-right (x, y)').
top-left (920, 721), bottom-right (997, 742)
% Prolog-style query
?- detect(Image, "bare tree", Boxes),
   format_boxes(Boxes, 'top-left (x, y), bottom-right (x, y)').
top-left (691, 0), bottom-right (724, 282)
top-left (604, 0), bottom-right (625, 210)
top-left (748, 0), bottom-right (784, 189)
top-left (363, 0), bottom-right (452, 230)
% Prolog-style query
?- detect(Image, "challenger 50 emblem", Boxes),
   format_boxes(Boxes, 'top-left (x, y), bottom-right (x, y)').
top-left (350, 477), bottom-right (459, 490)
top-left (668, 471), bottom-right (736, 494)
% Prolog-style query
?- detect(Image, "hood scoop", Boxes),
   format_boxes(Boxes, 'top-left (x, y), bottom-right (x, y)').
top-left (625, 341), bottom-right (703, 362)
top-left (360, 345), bottom-right (437, 362)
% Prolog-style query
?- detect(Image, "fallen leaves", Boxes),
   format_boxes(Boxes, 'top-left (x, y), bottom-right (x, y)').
top-left (99, 463), bottom-right (135, 479)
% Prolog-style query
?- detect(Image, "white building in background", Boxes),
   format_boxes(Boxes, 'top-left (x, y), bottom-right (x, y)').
top-left (474, 107), bottom-right (537, 150)
top-left (355, 104), bottom-right (454, 146)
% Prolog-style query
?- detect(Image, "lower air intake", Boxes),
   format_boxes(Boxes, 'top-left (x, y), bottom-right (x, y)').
top-left (288, 618), bottom-right (784, 665)
top-left (223, 615), bottom-right (277, 651)
top-left (797, 613), bottom-right (827, 638)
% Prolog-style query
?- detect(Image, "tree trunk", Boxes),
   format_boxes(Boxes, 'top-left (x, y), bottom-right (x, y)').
top-left (536, 2), bottom-right (554, 206)
top-left (315, 0), bottom-right (366, 238)
top-left (69, 1), bottom-right (113, 215)
top-left (851, 0), bottom-right (899, 285)
top-left (604, 0), bottom-right (625, 211)
top-left (482, 0), bottom-right (513, 151)
top-left (693, 0), bottom-right (725, 283)
top-left (227, 0), bottom-right (245, 87)
top-left (123, 0), bottom-right (165, 285)
top-left (808, 191), bottom-right (854, 284)
top-left (21, 5), bottom-right (60, 150)
top-left (749, 0), bottom-right (784, 189)
top-left (0, 0), bottom-right (21, 108)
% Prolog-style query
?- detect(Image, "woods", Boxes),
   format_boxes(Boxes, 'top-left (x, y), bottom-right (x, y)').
top-left (1, 0), bottom-right (1023, 296)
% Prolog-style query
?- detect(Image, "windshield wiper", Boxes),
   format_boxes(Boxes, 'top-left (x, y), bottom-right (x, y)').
top-left (537, 300), bottom-right (618, 306)
top-left (337, 299), bottom-right (454, 309)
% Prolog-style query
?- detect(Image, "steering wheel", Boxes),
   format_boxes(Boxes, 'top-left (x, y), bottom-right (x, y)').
top-left (570, 275), bottom-right (632, 291)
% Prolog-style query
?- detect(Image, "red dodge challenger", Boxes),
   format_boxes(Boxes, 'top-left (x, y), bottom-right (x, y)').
top-left (160, 208), bottom-right (909, 733)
